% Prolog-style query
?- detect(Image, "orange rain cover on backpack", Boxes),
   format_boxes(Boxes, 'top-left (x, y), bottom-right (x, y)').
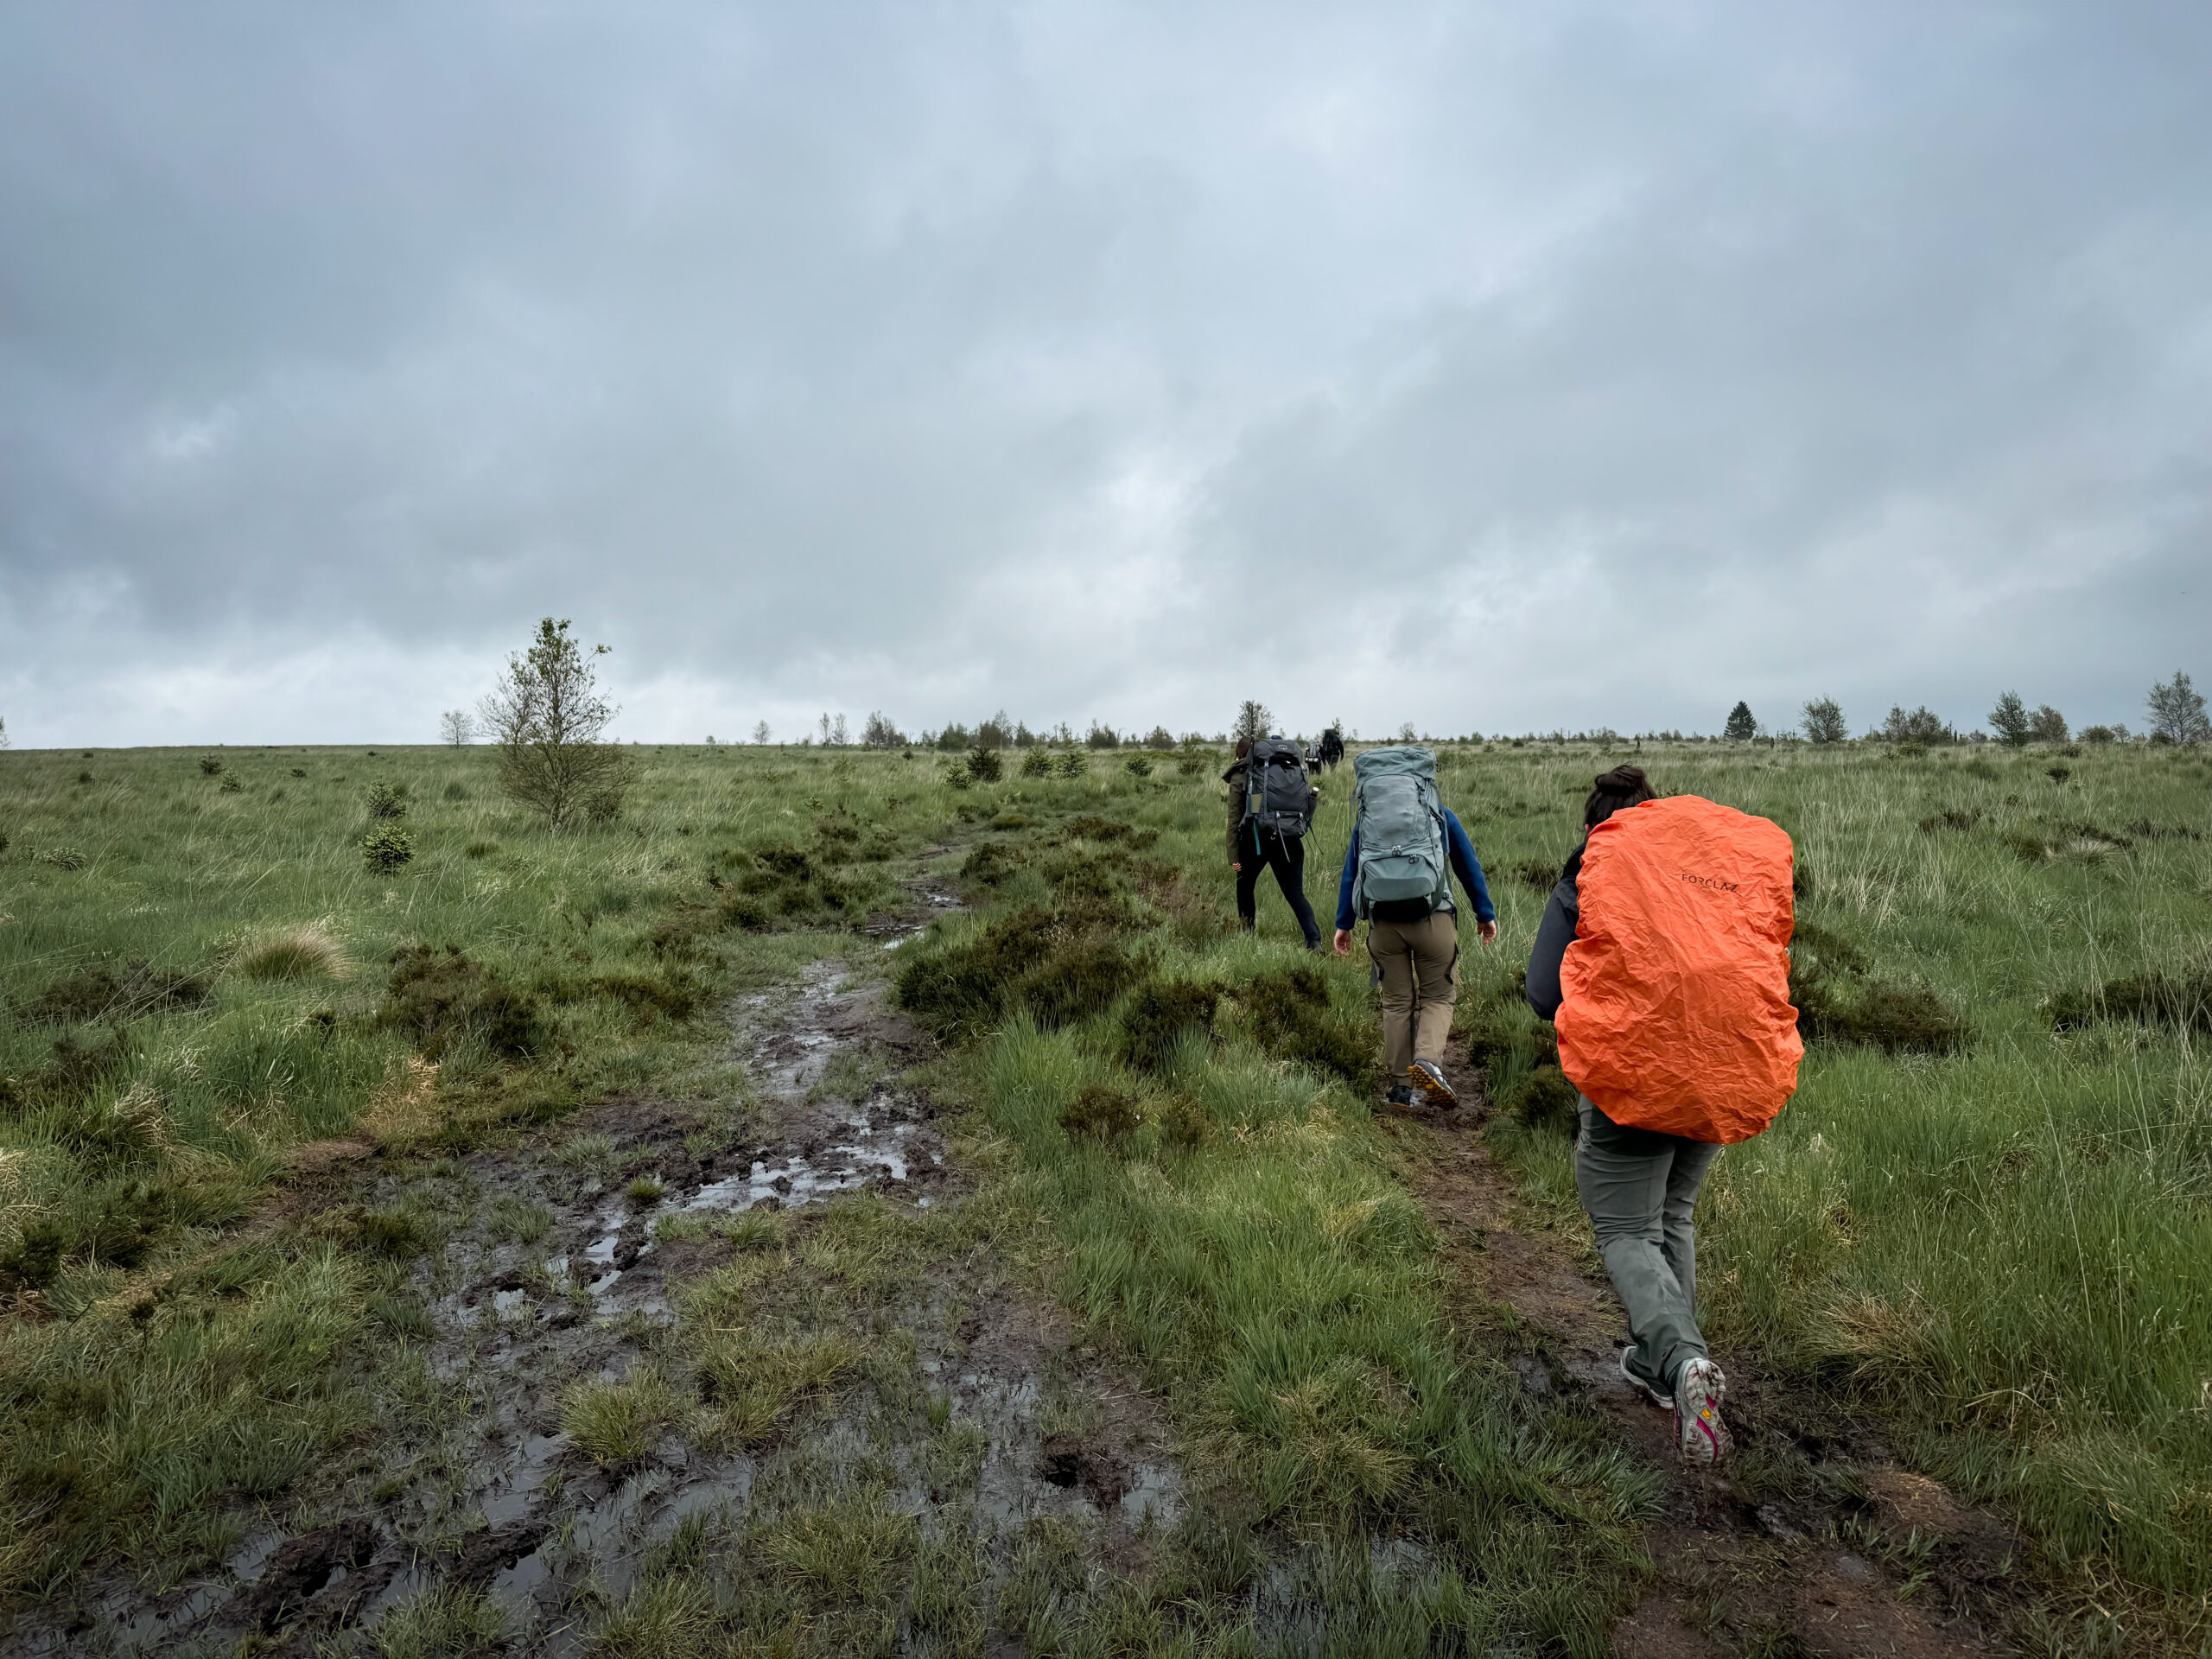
top-left (1555, 796), bottom-right (1802, 1144)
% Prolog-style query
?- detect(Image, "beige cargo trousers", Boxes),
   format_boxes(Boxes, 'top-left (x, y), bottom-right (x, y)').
top-left (1365, 911), bottom-right (1460, 1077)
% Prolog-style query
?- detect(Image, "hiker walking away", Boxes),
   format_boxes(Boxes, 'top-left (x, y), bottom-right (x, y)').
top-left (1526, 765), bottom-right (1802, 1467)
top-left (1332, 746), bottom-right (1497, 1108)
top-left (1226, 734), bottom-right (1323, 950)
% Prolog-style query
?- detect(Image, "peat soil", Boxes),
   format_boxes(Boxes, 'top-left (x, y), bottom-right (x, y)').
top-left (11, 946), bottom-right (1181, 1656)
top-left (1382, 1103), bottom-right (2029, 1659)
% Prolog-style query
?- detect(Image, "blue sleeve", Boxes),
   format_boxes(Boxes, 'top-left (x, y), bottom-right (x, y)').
top-left (1444, 810), bottom-right (1496, 925)
top-left (1335, 828), bottom-right (1360, 931)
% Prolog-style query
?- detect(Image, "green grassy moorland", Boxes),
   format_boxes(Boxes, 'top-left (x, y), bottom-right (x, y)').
top-left (0, 737), bottom-right (2208, 1652)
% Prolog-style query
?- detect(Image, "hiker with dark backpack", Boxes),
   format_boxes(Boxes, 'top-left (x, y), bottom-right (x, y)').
top-left (1526, 765), bottom-right (1802, 1466)
top-left (1225, 734), bottom-right (1323, 950)
top-left (1332, 746), bottom-right (1497, 1108)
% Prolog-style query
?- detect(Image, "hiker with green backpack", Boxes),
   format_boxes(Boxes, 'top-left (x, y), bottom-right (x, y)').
top-left (1332, 747), bottom-right (1497, 1108)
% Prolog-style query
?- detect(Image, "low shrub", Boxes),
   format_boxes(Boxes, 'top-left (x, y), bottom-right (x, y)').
top-left (1020, 748), bottom-right (1056, 779)
top-left (23, 961), bottom-right (212, 1025)
top-left (198, 756), bottom-right (223, 776)
top-left (1053, 751), bottom-right (1088, 779)
top-left (959, 842), bottom-right (1024, 887)
top-left (1117, 978), bottom-right (1220, 1072)
top-left (363, 825), bottom-right (415, 874)
top-left (1020, 938), bottom-right (1144, 1029)
top-left (1510, 858), bottom-right (1560, 893)
top-left (895, 906), bottom-right (1064, 1038)
top-left (364, 780), bottom-right (407, 820)
top-left (592, 970), bottom-right (703, 1024)
top-left (378, 945), bottom-right (547, 1060)
top-left (1238, 964), bottom-right (1379, 1090)
top-left (2045, 972), bottom-right (2212, 1036)
top-left (1793, 968), bottom-right (1967, 1055)
top-left (1124, 755), bottom-right (1154, 778)
top-left (1058, 1084), bottom-right (1142, 1147)
top-left (1500, 1065), bottom-right (1580, 1135)
top-left (1916, 808), bottom-right (1982, 834)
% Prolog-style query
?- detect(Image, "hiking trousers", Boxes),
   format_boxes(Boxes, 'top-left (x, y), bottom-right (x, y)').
top-left (1366, 911), bottom-right (1459, 1077)
top-left (1574, 1095), bottom-right (1722, 1392)
top-left (1236, 827), bottom-right (1322, 948)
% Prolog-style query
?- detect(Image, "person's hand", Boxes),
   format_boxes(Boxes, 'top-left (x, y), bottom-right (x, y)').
top-left (1332, 929), bottom-right (1352, 957)
top-left (1230, 861), bottom-right (1243, 874)
top-left (1478, 919), bottom-right (1498, 944)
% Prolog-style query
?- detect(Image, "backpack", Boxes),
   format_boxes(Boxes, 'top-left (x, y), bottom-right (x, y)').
top-left (1555, 796), bottom-right (1802, 1144)
top-left (1241, 738), bottom-right (1314, 838)
top-left (1351, 747), bottom-right (1451, 923)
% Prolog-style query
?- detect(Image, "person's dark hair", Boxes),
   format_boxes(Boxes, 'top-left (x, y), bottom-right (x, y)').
top-left (1233, 734), bottom-right (1252, 760)
top-left (1562, 766), bottom-right (1658, 885)
top-left (1583, 764), bottom-right (1656, 830)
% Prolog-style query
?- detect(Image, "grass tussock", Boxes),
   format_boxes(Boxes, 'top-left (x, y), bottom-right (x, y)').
top-left (21, 962), bottom-right (210, 1026)
top-left (2044, 970), bottom-right (2212, 1036)
top-left (378, 945), bottom-right (547, 1060)
top-left (228, 922), bottom-right (353, 982)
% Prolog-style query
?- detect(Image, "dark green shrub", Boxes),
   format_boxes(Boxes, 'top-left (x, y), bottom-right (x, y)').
top-left (965, 747), bottom-right (1004, 785)
top-left (1020, 749), bottom-right (1055, 779)
top-left (1502, 1065), bottom-right (1580, 1134)
top-left (1239, 964), bottom-right (1378, 1090)
top-left (1058, 1084), bottom-right (1141, 1147)
top-left (362, 825), bottom-right (415, 874)
top-left (364, 780), bottom-right (407, 820)
top-left (1054, 751), bottom-right (1089, 779)
top-left (896, 906), bottom-right (1063, 1037)
top-left (591, 971), bottom-right (702, 1024)
top-left (1118, 979), bottom-right (1221, 1072)
top-left (197, 756), bottom-right (222, 776)
top-left (24, 963), bottom-right (210, 1026)
top-left (960, 842), bottom-right (1024, 887)
top-left (2045, 973), bottom-right (2212, 1036)
top-left (1792, 966), bottom-right (1967, 1055)
top-left (1124, 755), bottom-right (1154, 778)
top-left (378, 945), bottom-right (546, 1059)
top-left (1022, 939), bottom-right (1144, 1029)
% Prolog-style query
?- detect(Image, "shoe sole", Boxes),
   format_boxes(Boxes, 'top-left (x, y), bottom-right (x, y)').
top-left (1408, 1066), bottom-right (1459, 1108)
top-left (1675, 1363), bottom-right (1732, 1465)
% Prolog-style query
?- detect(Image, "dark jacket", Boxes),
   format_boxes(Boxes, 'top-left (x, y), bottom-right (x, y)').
top-left (1224, 758), bottom-right (1318, 861)
top-left (1525, 863), bottom-right (1579, 1020)
top-left (1333, 808), bottom-right (1497, 931)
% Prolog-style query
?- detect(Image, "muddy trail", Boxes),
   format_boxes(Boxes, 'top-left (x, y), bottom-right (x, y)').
top-left (1382, 1103), bottom-right (2028, 1658)
top-left (15, 923), bottom-right (1181, 1655)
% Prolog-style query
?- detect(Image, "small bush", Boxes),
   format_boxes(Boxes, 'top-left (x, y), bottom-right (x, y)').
top-left (41, 846), bottom-right (88, 872)
top-left (378, 945), bottom-right (546, 1059)
top-left (592, 970), bottom-right (702, 1024)
top-left (1020, 938), bottom-right (1144, 1029)
top-left (965, 747), bottom-right (1004, 785)
top-left (1124, 755), bottom-right (1154, 778)
top-left (1794, 968), bottom-right (1968, 1055)
top-left (1239, 964), bottom-right (1379, 1090)
top-left (1117, 978), bottom-right (1221, 1072)
top-left (2045, 972), bottom-right (2212, 1037)
top-left (1501, 1065), bottom-right (1580, 1135)
top-left (198, 755), bottom-right (223, 775)
top-left (231, 923), bottom-right (353, 982)
top-left (896, 906), bottom-right (1063, 1037)
top-left (1020, 749), bottom-right (1056, 779)
top-left (364, 780), bottom-right (408, 820)
top-left (1058, 1084), bottom-right (1141, 1146)
top-left (25, 961), bottom-right (212, 1026)
top-left (363, 825), bottom-right (416, 874)
top-left (1054, 751), bottom-right (1089, 779)
top-left (959, 842), bottom-right (1024, 887)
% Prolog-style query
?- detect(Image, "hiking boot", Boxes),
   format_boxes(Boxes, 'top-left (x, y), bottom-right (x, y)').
top-left (1619, 1346), bottom-right (1669, 1408)
top-left (1407, 1059), bottom-right (1458, 1108)
top-left (1384, 1084), bottom-right (1415, 1107)
top-left (1674, 1357), bottom-right (1732, 1465)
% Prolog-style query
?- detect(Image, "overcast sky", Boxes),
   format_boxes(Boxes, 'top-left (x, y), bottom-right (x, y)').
top-left (3, 2), bottom-right (2206, 747)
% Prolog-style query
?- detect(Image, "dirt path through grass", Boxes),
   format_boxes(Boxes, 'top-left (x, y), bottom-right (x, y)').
top-left (1384, 1106), bottom-right (2024, 1657)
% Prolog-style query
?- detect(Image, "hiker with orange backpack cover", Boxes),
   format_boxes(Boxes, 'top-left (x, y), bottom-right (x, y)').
top-left (1526, 766), bottom-right (1802, 1465)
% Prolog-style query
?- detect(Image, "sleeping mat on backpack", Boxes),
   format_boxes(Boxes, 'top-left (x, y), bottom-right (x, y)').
top-left (1555, 795), bottom-right (1802, 1143)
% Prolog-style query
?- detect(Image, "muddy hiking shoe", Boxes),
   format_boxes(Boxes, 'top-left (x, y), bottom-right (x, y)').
top-left (1407, 1058), bottom-right (1458, 1108)
top-left (1620, 1346), bottom-right (1669, 1408)
top-left (1675, 1357), bottom-right (1732, 1465)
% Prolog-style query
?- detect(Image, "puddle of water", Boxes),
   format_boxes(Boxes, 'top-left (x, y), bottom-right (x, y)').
top-left (1121, 1462), bottom-right (1183, 1529)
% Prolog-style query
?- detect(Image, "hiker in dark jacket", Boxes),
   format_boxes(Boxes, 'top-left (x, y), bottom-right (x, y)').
top-left (1332, 804), bottom-right (1497, 1106)
top-left (1225, 739), bottom-right (1323, 949)
top-left (1528, 764), bottom-right (1737, 1465)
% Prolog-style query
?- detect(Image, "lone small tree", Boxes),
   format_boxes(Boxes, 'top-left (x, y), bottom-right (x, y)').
top-left (1724, 702), bottom-right (1758, 741)
top-left (1800, 696), bottom-right (1847, 745)
top-left (2147, 671), bottom-right (2210, 746)
top-left (480, 618), bottom-right (632, 830)
top-left (1989, 690), bottom-right (2033, 747)
top-left (1232, 701), bottom-right (1272, 749)
top-left (753, 720), bottom-right (772, 745)
top-left (438, 709), bottom-right (475, 746)
top-left (2029, 704), bottom-right (2069, 744)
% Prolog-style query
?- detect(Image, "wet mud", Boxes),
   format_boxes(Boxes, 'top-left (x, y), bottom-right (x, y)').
top-left (1388, 1114), bottom-right (2026, 1658)
top-left (14, 956), bottom-right (1180, 1657)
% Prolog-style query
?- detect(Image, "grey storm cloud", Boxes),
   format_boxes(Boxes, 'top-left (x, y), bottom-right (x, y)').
top-left (2, 0), bottom-right (2207, 745)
